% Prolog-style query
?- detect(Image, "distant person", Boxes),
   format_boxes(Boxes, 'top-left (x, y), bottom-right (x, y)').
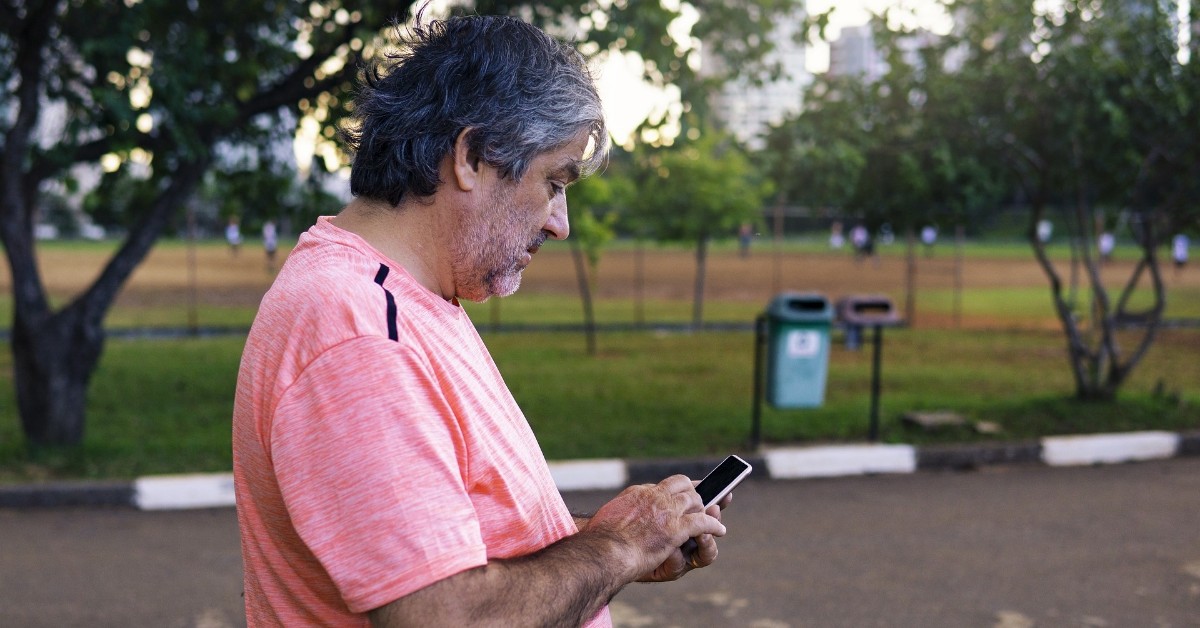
top-left (1173, 233), bottom-right (1189, 276)
top-left (829, 221), bottom-right (845, 249)
top-left (225, 216), bottom-right (242, 257)
top-left (232, 14), bottom-right (732, 628)
top-left (738, 222), bottom-right (753, 258)
top-left (1036, 219), bottom-right (1053, 244)
top-left (850, 224), bottom-right (868, 252)
top-left (262, 220), bottom-right (278, 271)
top-left (850, 224), bottom-right (874, 263)
top-left (921, 225), bottom-right (938, 257)
top-left (1098, 231), bottom-right (1115, 263)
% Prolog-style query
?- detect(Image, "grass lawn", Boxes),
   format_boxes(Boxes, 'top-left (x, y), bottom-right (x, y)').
top-left (0, 238), bottom-right (1197, 482)
top-left (1, 327), bottom-right (1197, 482)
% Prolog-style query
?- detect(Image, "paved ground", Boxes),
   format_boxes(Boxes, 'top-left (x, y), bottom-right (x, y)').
top-left (2, 458), bottom-right (1199, 627)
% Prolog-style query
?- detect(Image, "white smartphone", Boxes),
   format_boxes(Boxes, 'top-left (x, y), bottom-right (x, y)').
top-left (694, 454), bottom-right (753, 508)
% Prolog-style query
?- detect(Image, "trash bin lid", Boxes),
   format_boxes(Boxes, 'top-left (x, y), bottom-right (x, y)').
top-left (836, 295), bottom-right (901, 326)
top-left (766, 292), bottom-right (833, 322)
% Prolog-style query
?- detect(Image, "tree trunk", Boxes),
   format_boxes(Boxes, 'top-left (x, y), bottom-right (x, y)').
top-left (2, 160), bottom-right (208, 446)
top-left (489, 298), bottom-right (501, 333)
top-left (692, 235), bottom-right (709, 329)
top-left (771, 201), bottom-right (784, 296)
top-left (12, 304), bottom-right (104, 446)
top-left (1030, 194), bottom-right (1165, 402)
top-left (904, 225), bottom-right (917, 326)
top-left (634, 237), bottom-right (645, 328)
top-left (570, 238), bottom-right (597, 356)
top-left (1029, 200), bottom-right (1093, 398)
top-left (954, 224), bottom-right (964, 328)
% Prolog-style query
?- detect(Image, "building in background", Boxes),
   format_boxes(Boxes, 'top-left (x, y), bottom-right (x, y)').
top-left (703, 6), bottom-right (810, 149)
top-left (827, 23), bottom-right (887, 81)
top-left (827, 22), bottom-right (947, 82)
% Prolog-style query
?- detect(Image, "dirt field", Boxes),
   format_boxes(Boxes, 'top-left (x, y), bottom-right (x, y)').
top-left (5, 238), bottom-right (1199, 330)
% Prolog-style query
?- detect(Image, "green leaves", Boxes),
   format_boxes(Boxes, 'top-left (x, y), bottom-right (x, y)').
top-left (761, 0), bottom-right (1199, 236)
top-left (636, 131), bottom-right (771, 242)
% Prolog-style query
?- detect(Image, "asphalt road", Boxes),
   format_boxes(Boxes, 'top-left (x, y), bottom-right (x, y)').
top-left (2, 458), bottom-right (1198, 627)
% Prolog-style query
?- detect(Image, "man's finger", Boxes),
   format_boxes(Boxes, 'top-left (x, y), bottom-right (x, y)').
top-left (689, 533), bottom-right (719, 568)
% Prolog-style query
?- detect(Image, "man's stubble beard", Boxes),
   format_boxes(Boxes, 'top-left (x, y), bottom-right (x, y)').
top-left (451, 191), bottom-right (538, 303)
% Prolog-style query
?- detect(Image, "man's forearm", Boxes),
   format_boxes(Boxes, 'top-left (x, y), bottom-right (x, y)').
top-left (370, 527), bottom-right (634, 627)
top-left (371, 476), bottom-right (726, 626)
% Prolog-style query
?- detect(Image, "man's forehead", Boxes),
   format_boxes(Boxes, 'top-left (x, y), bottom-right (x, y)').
top-left (540, 132), bottom-right (594, 180)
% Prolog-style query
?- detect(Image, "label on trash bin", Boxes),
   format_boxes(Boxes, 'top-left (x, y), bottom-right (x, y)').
top-left (786, 330), bottom-right (821, 357)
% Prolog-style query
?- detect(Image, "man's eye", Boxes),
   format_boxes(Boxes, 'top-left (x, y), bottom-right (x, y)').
top-left (550, 182), bottom-right (565, 196)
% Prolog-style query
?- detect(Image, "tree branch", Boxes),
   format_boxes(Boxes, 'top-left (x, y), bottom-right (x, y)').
top-left (0, 1), bottom-right (20, 38)
top-left (0, 0), bottom-right (62, 322)
top-left (235, 23), bottom-right (368, 124)
top-left (1117, 244), bottom-right (1166, 386)
top-left (28, 129), bottom-right (164, 184)
top-left (1114, 258), bottom-right (1147, 318)
top-left (1028, 199), bottom-right (1090, 396)
top-left (75, 157), bottom-right (211, 328)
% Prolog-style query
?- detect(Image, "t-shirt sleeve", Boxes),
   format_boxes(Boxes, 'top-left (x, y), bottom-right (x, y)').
top-left (269, 335), bottom-right (488, 614)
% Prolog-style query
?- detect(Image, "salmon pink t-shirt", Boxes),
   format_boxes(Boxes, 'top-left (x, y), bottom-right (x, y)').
top-left (232, 217), bottom-right (611, 627)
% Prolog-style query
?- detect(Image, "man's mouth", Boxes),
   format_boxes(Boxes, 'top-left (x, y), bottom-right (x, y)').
top-left (527, 231), bottom-right (548, 254)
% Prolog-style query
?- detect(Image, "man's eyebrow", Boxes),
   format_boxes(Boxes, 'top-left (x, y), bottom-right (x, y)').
top-left (549, 160), bottom-right (582, 183)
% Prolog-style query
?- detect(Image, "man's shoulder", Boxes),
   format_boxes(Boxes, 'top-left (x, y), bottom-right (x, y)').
top-left (258, 229), bottom-right (467, 349)
top-left (271, 239), bottom-right (389, 309)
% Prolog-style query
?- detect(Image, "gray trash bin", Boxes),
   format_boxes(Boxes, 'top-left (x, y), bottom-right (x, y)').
top-left (765, 293), bottom-right (833, 408)
top-left (836, 295), bottom-right (902, 441)
top-left (837, 295), bottom-right (900, 349)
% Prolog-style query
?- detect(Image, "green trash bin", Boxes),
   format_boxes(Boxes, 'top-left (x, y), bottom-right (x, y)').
top-left (764, 293), bottom-right (833, 408)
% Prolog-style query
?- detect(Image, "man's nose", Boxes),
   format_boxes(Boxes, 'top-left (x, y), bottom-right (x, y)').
top-left (545, 197), bottom-right (569, 240)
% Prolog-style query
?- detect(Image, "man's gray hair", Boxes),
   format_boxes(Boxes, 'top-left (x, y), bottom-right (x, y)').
top-left (343, 14), bottom-right (609, 207)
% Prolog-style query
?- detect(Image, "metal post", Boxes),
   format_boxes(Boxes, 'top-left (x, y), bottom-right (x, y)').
top-left (186, 206), bottom-right (198, 336)
top-left (750, 313), bottom-right (767, 450)
top-left (868, 324), bottom-right (884, 442)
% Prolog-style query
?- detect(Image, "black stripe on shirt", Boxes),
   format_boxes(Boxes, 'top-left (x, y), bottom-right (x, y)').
top-left (373, 264), bottom-right (399, 342)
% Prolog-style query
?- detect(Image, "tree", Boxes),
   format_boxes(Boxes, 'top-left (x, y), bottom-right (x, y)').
top-left (760, 76), bottom-right (870, 217)
top-left (565, 167), bottom-right (631, 354)
top-left (763, 32), bottom-right (932, 318)
top-left (0, 0), bottom-right (398, 446)
top-left (765, 0), bottom-right (1196, 399)
top-left (948, 0), bottom-right (1200, 400)
top-left (636, 132), bottom-right (771, 327)
top-left (1, 0), bottom-right (802, 446)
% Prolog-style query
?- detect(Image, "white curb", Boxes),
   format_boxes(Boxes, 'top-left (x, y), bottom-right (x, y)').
top-left (1041, 431), bottom-right (1180, 467)
top-left (134, 473), bottom-right (237, 510)
top-left (763, 444), bottom-right (917, 479)
top-left (547, 459), bottom-right (627, 491)
top-left (127, 462), bottom-right (630, 511)
top-left (122, 432), bottom-right (1192, 510)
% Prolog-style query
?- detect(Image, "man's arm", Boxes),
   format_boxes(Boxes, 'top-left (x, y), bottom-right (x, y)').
top-left (368, 475), bottom-right (726, 627)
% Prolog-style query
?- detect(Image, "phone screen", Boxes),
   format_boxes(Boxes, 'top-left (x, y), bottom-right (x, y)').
top-left (694, 455), bottom-right (752, 507)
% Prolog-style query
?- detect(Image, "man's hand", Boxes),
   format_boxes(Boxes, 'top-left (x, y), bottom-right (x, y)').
top-left (371, 477), bottom-right (731, 627)
top-left (635, 501), bottom-right (722, 581)
top-left (582, 475), bottom-right (727, 583)
top-left (641, 487), bottom-right (733, 582)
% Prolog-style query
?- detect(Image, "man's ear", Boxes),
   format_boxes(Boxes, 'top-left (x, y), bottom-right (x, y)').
top-left (451, 128), bottom-right (482, 192)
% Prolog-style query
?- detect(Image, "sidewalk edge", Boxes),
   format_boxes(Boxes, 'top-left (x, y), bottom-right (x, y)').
top-left (2, 429), bottom-right (1197, 510)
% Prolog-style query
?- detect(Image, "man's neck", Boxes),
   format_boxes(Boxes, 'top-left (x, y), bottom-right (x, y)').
top-left (331, 197), bottom-right (453, 300)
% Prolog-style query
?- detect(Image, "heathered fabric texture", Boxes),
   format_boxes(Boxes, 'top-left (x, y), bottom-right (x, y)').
top-left (233, 217), bottom-right (610, 627)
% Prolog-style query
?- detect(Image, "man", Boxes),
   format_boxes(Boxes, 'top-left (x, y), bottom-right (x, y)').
top-left (232, 14), bottom-right (731, 627)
